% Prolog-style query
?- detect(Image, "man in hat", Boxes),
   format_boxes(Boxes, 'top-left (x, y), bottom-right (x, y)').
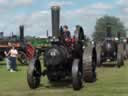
top-left (62, 25), bottom-right (71, 40)
top-left (74, 25), bottom-right (85, 42)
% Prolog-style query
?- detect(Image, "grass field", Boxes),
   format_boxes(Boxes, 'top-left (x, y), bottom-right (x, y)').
top-left (0, 60), bottom-right (128, 96)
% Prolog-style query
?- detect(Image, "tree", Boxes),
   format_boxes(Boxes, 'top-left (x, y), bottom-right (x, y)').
top-left (93, 15), bottom-right (126, 41)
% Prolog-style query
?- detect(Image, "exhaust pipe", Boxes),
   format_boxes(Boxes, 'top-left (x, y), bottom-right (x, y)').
top-left (0, 32), bottom-right (3, 38)
top-left (106, 23), bottom-right (112, 37)
top-left (51, 6), bottom-right (60, 38)
top-left (19, 25), bottom-right (24, 42)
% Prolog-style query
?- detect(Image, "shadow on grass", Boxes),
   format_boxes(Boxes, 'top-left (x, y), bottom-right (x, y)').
top-left (0, 59), bottom-right (28, 66)
top-left (0, 62), bottom-right (6, 66)
top-left (39, 79), bottom-right (74, 90)
top-left (101, 63), bottom-right (117, 67)
top-left (18, 63), bottom-right (28, 67)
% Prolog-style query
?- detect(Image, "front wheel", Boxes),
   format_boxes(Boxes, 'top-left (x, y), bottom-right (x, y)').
top-left (18, 51), bottom-right (29, 65)
top-left (27, 58), bottom-right (41, 89)
top-left (117, 53), bottom-right (124, 68)
top-left (72, 59), bottom-right (82, 90)
top-left (97, 52), bottom-right (102, 67)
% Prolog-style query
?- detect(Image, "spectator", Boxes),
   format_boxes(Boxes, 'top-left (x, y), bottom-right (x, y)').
top-left (8, 45), bottom-right (18, 72)
top-left (4, 42), bottom-right (12, 71)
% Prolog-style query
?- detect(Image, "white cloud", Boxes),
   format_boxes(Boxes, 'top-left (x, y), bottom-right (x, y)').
top-left (117, 0), bottom-right (128, 6)
top-left (74, 7), bottom-right (105, 16)
top-left (0, 0), bottom-right (8, 5)
top-left (0, 0), bottom-right (33, 6)
top-left (122, 8), bottom-right (128, 13)
top-left (91, 2), bottom-right (113, 10)
top-left (12, 10), bottom-right (51, 36)
top-left (49, 1), bottom-right (73, 7)
top-left (0, 0), bottom-right (33, 13)
top-left (117, 0), bottom-right (128, 14)
top-left (13, 0), bottom-right (33, 7)
top-left (72, 2), bottom-right (112, 16)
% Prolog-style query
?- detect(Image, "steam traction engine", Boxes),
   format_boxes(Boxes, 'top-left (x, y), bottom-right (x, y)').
top-left (27, 6), bottom-right (97, 90)
top-left (97, 23), bottom-right (124, 67)
top-left (17, 25), bottom-right (35, 64)
top-left (0, 25), bottom-right (35, 64)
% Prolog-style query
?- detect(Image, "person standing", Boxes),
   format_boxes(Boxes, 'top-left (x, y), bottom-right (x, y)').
top-left (74, 25), bottom-right (85, 42)
top-left (62, 25), bottom-right (71, 40)
top-left (4, 42), bottom-right (12, 71)
top-left (8, 45), bottom-right (18, 72)
top-left (74, 25), bottom-right (85, 73)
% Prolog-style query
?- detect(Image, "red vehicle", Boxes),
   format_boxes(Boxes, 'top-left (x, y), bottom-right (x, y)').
top-left (0, 25), bottom-right (35, 64)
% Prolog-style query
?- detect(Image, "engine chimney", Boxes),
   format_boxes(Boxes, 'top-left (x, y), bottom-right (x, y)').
top-left (51, 6), bottom-right (60, 38)
top-left (0, 32), bottom-right (4, 38)
top-left (19, 25), bottom-right (24, 41)
top-left (106, 23), bottom-right (112, 37)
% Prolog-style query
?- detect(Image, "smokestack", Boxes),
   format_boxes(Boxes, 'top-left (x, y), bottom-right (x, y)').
top-left (106, 23), bottom-right (112, 37)
top-left (19, 25), bottom-right (24, 41)
top-left (51, 6), bottom-right (60, 38)
top-left (117, 32), bottom-right (121, 39)
top-left (0, 32), bottom-right (4, 38)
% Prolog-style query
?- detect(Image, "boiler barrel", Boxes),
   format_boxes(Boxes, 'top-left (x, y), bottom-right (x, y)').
top-left (51, 6), bottom-right (60, 38)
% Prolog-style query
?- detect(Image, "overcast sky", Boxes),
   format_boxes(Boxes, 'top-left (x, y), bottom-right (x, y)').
top-left (0, 0), bottom-right (127, 37)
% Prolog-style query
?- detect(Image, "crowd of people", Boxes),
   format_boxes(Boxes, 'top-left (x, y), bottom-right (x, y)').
top-left (4, 42), bottom-right (18, 72)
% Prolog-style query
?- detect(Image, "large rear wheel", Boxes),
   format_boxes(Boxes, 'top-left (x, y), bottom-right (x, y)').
top-left (117, 52), bottom-right (124, 67)
top-left (83, 44), bottom-right (97, 82)
top-left (117, 44), bottom-right (124, 68)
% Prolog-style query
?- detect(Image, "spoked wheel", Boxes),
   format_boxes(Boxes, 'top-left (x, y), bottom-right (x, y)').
top-left (18, 51), bottom-right (29, 65)
top-left (72, 59), bottom-right (82, 90)
top-left (27, 58), bottom-right (41, 89)
top-left (83, 45), bottom-right (97, 82)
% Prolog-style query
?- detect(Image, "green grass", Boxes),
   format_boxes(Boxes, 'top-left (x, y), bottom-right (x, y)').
top-left (0, 60), bottom-right (128, 96)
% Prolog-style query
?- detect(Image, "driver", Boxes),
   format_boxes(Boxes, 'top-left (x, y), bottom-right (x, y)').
top-left (74, 25), bottom-right (85, 42)
top-left (62, 25), bottom-right (71, 40)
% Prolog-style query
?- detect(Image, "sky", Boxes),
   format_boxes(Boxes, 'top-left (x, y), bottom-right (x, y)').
top-left (0, 0), bottom-right (128, 37)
